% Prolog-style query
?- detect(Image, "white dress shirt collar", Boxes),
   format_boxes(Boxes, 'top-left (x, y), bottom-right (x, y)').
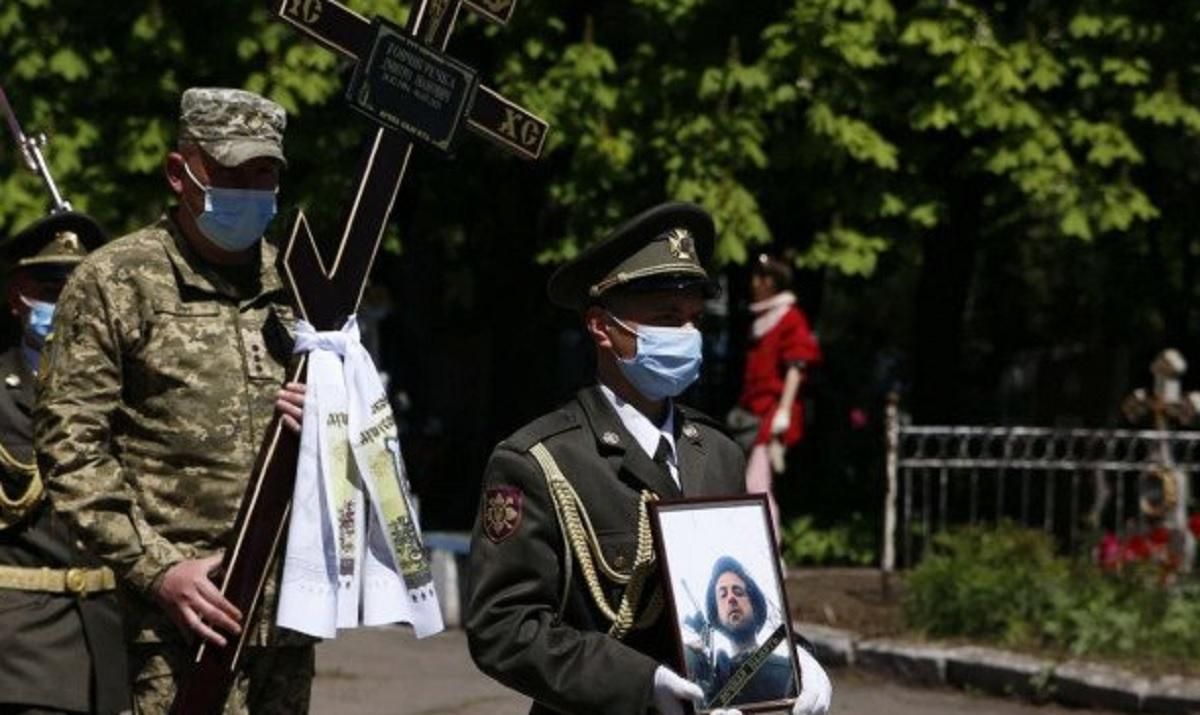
top-left (597, 383), bottom-right (679, 487)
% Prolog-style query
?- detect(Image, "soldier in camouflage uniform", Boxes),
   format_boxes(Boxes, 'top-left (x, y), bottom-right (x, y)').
top-left (35, 88), bottom-right (310, 714)
top-left (0, 211), bottom-right (129, 714)
top-left (466, 203), bottom-right (832, 715)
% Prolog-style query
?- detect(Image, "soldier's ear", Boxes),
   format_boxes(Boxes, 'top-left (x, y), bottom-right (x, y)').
top-left (164, 152), bottom-right (188, 196)
top-left (584, 306), bottom-right (612, 349)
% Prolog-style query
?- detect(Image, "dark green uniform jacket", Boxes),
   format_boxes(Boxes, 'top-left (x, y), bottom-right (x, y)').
top-left (0, 346), bottom-right (129, 713)
top-left (467, 385), bottom-right (746, 715)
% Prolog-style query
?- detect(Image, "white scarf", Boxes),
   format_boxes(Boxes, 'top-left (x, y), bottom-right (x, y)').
top-left (276, 318), bottom-right (443, 639)
top-left (750, 290), bottom-right (796, 339)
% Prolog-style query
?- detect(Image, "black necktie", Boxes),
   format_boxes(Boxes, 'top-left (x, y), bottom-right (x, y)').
top-left (653, 436), bottom-right (673, 480)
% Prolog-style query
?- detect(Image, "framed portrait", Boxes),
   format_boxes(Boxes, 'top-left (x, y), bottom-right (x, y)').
top-left (650, 495), bottom-right (800, 713)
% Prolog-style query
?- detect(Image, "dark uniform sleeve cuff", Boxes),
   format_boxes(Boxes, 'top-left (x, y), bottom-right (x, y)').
top-left (635, 652), bottom-right (665, 713)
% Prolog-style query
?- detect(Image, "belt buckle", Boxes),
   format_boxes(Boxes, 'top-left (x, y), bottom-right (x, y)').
top-left (64, 567), bottom-right (89, 596)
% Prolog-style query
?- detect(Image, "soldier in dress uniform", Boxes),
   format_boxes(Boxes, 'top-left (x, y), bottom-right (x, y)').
top-left (466, 202), bottom-right (833, 715)
top-left (0, 211), bottom-right (130, 714)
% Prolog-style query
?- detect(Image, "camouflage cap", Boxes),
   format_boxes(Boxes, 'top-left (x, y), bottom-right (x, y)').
top-left (179, 87), bottom-right (287, 167)
top-left (3, 211), bottom-right (106, 269)
top-left (547, 202), bottom-right (718, 310)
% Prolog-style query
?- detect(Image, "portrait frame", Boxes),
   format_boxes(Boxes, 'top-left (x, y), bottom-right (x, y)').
top-left (649, 495), bottom-right (801, 714)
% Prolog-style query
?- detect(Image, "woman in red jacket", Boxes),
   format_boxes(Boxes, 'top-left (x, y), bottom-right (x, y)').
top-left (735, 254), bottom-right (821, 538)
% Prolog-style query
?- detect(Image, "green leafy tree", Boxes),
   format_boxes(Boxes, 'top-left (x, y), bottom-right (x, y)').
top-left (750, 0), bottom-right (1184, 419)
top-left (6, 1), bottom-right (1200, 499)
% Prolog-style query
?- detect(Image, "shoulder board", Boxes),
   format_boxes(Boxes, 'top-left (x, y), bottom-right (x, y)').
top-left (503, 409), bottom-right (580, 452)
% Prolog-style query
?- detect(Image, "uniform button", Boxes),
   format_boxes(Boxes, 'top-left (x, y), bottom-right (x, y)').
top-left (614, 554), bottom-right (628, 570)
top-left (682, 424), bottom-right (699, 439)
top-left (601, 431), bottom-right (620, 446)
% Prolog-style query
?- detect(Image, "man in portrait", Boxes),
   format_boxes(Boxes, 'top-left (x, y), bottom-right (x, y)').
top-left (687, 555), bottom-right (799, 708)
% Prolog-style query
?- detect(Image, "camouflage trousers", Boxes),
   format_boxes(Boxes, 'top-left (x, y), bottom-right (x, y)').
top-left (130, 643), bottom-right (314, 715)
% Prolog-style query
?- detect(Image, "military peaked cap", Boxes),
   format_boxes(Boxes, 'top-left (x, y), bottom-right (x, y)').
top-left (547, 201), bottom-right (718, 310)
top-left (3, 211), bottom-right (106, 269)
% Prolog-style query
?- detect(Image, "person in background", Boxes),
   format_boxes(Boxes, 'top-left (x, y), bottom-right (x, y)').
top-left (731, 254), bottom-right (821, 540)
top-left (0, 211), bottom-right (129, 714)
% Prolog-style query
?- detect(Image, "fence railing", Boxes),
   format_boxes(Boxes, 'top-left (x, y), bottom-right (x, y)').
top-left (880, 398), bottom-right (1200, 574)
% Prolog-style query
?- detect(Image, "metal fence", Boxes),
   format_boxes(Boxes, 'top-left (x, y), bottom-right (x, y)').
top-left (880, 399), bottom-right (1200, 573)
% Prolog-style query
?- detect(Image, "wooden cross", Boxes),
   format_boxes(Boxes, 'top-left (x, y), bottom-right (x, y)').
top-left (169, 1), bottom-right (547, 711)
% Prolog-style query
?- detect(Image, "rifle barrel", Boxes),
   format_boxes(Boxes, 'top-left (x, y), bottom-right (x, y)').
top-left (0, 84), bottom-right (72, 212)
top-left (0, 85), bottom-right (35, 170)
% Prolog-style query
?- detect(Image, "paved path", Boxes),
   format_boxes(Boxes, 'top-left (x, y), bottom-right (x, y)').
top-left (313, 628), bottom-right (526, 715)
top-left (311, 628), bottom-right (1120, 714)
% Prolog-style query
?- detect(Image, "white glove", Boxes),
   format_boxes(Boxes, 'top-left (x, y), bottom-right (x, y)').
top-left (652, 666), bottom-right (703, 715)
top-left (792, 645), bottom-right (832, 715)
top-left (770, 407), bottom-right (791, 435)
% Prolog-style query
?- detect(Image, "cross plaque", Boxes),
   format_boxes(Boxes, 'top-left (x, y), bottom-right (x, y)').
top-left (169, 1), bottom-right (548, 712)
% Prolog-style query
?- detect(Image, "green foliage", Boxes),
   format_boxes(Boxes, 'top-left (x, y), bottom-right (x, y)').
top-left (2, 0), bottom-right (1200, 280)
top-left (1039, 567), bottom-right (1200, 662)
top-left (905, 526), bottom-right (1200, 666)
top-left (780, 513), bottom-right (876, 566)
top-left (0, 1), bottom-right (419, 240)
top-left (904, 524), bottom-right (1069, 641)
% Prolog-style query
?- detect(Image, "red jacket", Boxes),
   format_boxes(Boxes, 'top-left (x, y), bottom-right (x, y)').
top-left (738, 306), bottom-right (821, 447)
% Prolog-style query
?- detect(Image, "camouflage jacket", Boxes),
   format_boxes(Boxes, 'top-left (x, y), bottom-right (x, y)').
top-left (35, 213), bottom-right (297, 645)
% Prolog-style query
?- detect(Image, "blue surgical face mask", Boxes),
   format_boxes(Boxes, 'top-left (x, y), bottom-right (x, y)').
top-left (21, 295), bottom-right (55, 347)
top-left (608, 313), bottom-right (703, 401)
top-left (183, 162), bottom-right (277, 252)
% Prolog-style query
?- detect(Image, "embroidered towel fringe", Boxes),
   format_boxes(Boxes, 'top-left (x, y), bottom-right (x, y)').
top-left (277, 317), bottom-right (443, 639)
